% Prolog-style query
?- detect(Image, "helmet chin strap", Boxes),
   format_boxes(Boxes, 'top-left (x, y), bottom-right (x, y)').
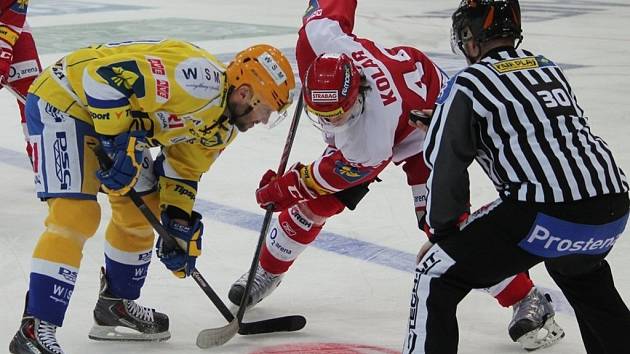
top-left (225, 86), bottom-right (254, 124)
top-left (459, 40), bottom-right (481, 64)
top-left (227, 102), bottom-right (253, 124)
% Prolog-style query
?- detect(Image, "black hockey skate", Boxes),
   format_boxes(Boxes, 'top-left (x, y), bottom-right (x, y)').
top-left (88, 267), bottom-right (170, 341)
top-left (509, 288), bottom-right (565, 351)
top-left (9, 293), bottom-right (64, 354)
top-left (229, 265), bottom-right (283, 308)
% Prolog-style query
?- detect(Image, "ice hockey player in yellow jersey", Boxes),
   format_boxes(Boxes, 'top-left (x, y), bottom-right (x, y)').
top-left (8, 39), bottom-right (295, 354)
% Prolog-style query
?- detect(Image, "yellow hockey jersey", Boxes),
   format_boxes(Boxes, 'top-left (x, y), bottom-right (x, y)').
top-left (29, 39), bottom-right (238, 215)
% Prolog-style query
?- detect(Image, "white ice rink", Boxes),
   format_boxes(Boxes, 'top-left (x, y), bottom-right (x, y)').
top-left (1, 0), bottom-right (629, 353)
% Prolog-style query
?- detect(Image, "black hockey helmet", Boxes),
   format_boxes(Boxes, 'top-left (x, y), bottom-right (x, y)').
top-left (451, 0), bottom-right (523, 54)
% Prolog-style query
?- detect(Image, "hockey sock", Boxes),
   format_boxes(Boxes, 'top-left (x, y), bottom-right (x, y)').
top-left (28, 198), bottom-right (100, 326)
top-left (104, 193), bottom-right (158, 299)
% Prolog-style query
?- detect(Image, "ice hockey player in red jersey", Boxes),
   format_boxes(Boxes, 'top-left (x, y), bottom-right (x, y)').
top-left (0, 0), bottom-right (42, 163)
top-left (229, 0), bottom-right (564, 350)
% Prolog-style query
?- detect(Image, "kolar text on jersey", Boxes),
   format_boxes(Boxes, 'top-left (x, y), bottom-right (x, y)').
top-left (351, 51), bottom-right (396, 106)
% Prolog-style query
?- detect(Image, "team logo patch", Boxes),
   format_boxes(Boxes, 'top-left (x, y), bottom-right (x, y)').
top-left (11, 0), bottom-right (29, 15)
top-left (303, 0), bottom-right (322, 21)
top-left (333, 160), bottom-right (369, 183)
top-left (492, 56), bottom-right (540, 74)
top-left (518, 212), bottom-right (629, 258)
top-left (97, 60), bottom-right (145, 97)
top-left (311, 90), bottom-right (338, 103)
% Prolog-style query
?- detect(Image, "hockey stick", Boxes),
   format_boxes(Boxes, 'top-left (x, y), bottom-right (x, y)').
top-left (7, 87), bottom-right (304, 336)
top-left (6, 85), bottom-right (26, 104)
top-left (92, 142), bottom-right (305, 336)
top-left (196, 93), bottom-right (305, 348)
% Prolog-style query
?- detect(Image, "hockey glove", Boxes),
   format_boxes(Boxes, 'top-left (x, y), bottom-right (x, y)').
top-left (0, 48), bottom-right (12, 87)
top-left (96, 131), bottom-right (147, 196)
top-left (423, 211), bottom-right (470, 243)
top-left (157, 211), bottom-right (203, 278)
top-left (256, 163), bottom-right (316, 212)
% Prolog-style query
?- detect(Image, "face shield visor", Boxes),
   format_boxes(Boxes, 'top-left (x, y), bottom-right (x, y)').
top-left (250, 87), bottom-right (296, 129)
top-left (305, 94), bottom-right (364, 134)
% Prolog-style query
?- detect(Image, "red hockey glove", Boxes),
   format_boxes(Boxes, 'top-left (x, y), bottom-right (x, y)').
top-left (259, 169), bottom-right (278, 188)
top-left (255, 163), bottom-right (315, 211)
top-left (0, 48), bottom-right (13, 87)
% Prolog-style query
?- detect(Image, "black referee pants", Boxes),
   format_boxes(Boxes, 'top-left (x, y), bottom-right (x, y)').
top-left (404, 193), bottom-right (630, 354)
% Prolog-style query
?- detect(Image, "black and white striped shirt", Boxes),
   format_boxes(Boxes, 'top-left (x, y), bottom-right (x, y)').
top-left (423, 47), bottom-right (628, 232)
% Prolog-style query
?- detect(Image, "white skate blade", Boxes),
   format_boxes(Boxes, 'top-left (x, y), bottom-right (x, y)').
top-left (516, 316), bottom-right (565, 351)
top-left (88, 324), bottom-right (171, 342)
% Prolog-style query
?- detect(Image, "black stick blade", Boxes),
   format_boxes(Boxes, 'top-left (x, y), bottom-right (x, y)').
top-left (238, 315), bottom-right (306, 335)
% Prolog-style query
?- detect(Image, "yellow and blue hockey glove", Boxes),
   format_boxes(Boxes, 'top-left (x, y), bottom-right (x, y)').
top-left (96, 131), bottom-right (147, 196)
top-left (157, 210), bottom-right (203, 278)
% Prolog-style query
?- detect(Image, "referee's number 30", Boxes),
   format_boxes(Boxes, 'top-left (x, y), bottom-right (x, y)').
top-left (536, 88), bottom-right (571, 108)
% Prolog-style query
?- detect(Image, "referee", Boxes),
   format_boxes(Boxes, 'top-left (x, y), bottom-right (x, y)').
top-left (404, 1), bottom-right (630, 353)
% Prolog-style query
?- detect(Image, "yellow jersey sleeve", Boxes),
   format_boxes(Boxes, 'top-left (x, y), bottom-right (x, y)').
top-left (80, 59), bottom-right (143, 136)
top-left (156, 143), bottom-right (224, 215)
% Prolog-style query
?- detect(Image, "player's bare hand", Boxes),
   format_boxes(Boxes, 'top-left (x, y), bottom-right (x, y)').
top-left (408, 109), bottom-right (434, 133)
top-left (416, 240), bottom-right (435, 264)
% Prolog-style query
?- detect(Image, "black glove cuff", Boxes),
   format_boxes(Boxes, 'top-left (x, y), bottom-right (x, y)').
top-left (165, 205), bottom-right (189, 220)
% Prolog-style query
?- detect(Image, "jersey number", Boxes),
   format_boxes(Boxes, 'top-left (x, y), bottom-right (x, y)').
top-left (537, 88), bottom-right (571, 108)
top-left (375, 45), bottom-right (429, 101)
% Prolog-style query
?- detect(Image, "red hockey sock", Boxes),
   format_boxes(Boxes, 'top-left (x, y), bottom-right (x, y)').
top-left (495, 272), bottom-right (534, 307)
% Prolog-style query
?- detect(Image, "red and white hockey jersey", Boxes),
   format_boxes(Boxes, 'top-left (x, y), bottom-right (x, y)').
top-left (0, 0), bottom-right (30, 54)
top-left (296, 0), bottom-right (446, 195)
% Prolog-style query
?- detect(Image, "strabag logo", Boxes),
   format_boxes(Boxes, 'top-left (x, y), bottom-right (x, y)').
top-left (518, 212), bottom-right (629, 258)
top-left (311, 90), bottom-right (338, 103)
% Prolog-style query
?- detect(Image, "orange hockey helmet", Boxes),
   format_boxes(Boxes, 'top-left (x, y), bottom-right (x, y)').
top-left (226, 44), bottom-right (296, 125)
